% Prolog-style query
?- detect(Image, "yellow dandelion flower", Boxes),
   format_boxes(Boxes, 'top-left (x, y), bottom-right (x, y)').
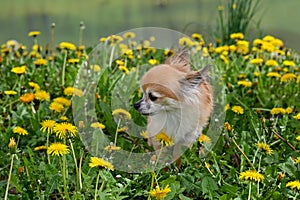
top-left (266, 59), bottom-right (278, 67)
top-left (28, 31), bottom-right (41, 37)
top-left (283, 60), bottom-right (295, 67)
top-left (286, 180), bottom-right (300, 191)
top-left (117, 126), bottom-right (128, 132)
top-left (32, 44), bottom-right (42, 52)
top-left (28, 82), bottom-right (40, 90)
top-left (149, 185), bottom-right (171, 200)
top-left (60, 116), bottom-right (68, 121)
top-left (220, 55), bottom-right (228, 64)
top-left (266, 72), bottom-right (281, 78)
top-left (116, 60), bottom-right (125, 66)
top-left (263, 35), bottom-right (275, 42)
top-left (107, 35), bottom-right (123, 44)
top-left (256, 142), bottom-right (273, 155)
top-left (198, 134), bottom-right (211, 144)
top-left (68, 58), bottom-right (80, 64)
top-left (295, 157), bottom-right (300, 163)
top-left (253, 38), bottom-right (263, 46)
top-left (178, 37), bottom-right (193, 47)
top-left (297, 75), bottom-right (300, 83)
top-left (237, 74), bottom-right (247, 79)
top-left (272, 38), bottom-right (283, 47)
top-left (293, 113), bottom-right (300, 120)
top-left (250, 58), bottom-right (264, 65)
top-left (49, 102), bottom-right (64, 112)
top-left (11, 65), bottom-right (26, 74)
top-left (224, 104), bottom-right (230, 111)
top-left (231, 106), bottom-right (244, 114)
top-left (217, 5), bottom-right (224, 11)
top-left (280, 73), bottom-right (296, 82)
top-left (53, 122), bottom-right (77, 139)
top-left (285, 107), bottom-right (293, 114)
top-left (34, 145), bottom-right (47, 151)
top-left (118, 65), bottom-right (129, 74)
top-left (35, 90), bottom-right (50, 101)
top-left (224, 122), bottom-right (233, 131)
top-left (8, 137), bottom-right (17, 149)
top-left (155, 132), bottom-right (174, 146)
top-left (112, 108), bottom-right (131, 119)
top-left (237, 80), bottom-right (252, 87)
top-left (91, 64), bottom-right (101, 72)
top-left (91, 122), bottom-right (106, 129)
top-left (229, 45), bottom-right (237, 52)
top-left (104, 144), bottom-right (121, 152)
top-left (232, 3), bottom-right (237, 10)
top-left (89, 157), bottom-right (114, 170)
top-left (20, 93), bottom-right (35, 103)
top-left (296, 135), bottom-right (300, 140)
top-left (53, 97), bottom-right (71, 106)
top-left (270, 107), bottom-right (286, 115)
top-left (4, 90), bottom-right (17, 95)
top-left (254, 71), bottom-right (260, 77)
top-left (239, 170), bottom-right (264, 182)
top-left (140, 130), bottom-right (148, 139)
top-left (34, 58), bottom-right (47, 66)
top-left (59, 42), bottom-right (76, 51)
top-left (13, 126), bottom-right (28, 136)
top-left (63, 87), bottom-right (84, 97)
top-left (40, 119), bottom-right (56, 134)
top-left (261, 42), bottom-right (275, 52)
top-left (236, 40), bottom-right (249, 54)
top-left (230, 33), bottom-right (244, 40)
top-left (123, 31), bottom-right (136, 39)
top-left (47, 142), bottom-right (69, 156)
top-left (191, 33), bottom-right (203, 41)
top-left (148, 59), bottom-right (159, 65)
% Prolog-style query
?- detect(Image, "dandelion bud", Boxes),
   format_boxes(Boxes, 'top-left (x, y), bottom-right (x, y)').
top-left (8, 137), bottom-right (17, 153)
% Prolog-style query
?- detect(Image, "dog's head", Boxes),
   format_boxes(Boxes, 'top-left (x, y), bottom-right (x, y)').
top-left (134, 49), bottom-right (210, 116)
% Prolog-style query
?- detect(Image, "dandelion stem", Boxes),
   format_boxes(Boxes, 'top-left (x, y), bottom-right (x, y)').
top-left (62, 154), bottom-right (70, 200)
top-left (114, 119), bottom-right (121, 146)
top-left (154, 144), bottom-right (164, 170)
top-left (99, 179), bottom-right (106, 192)
top-left (109, 45), bottom-right (115, 67)
top-left (4, 154), bottom-right (15, 200)
top-left (69, 139), bottom-right (80, 191)
top-left (148, 172), bottom-right (156, 200)
top-left (248, 182), bottom-right (252, 200)
top-left (78, 150), bottom-right (84, 190)
top-left (94, 170), bottom-right (101, 200)
top-left (232, 138), bottom-right (256, 170)
top-left (61, 51), bottom-right (67, 87)
top-left (46, 133), bottom-right (51, 164)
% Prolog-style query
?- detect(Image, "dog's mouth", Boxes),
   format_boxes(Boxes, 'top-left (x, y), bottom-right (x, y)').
top-left (138, 111), bottom-right (155, 116)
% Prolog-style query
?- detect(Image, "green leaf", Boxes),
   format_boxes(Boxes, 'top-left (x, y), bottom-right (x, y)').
top-left (220, 183), bottom-right (239, 195)
top-left (201, 176), bottom-right (218, 194)
top-left (278, 157), bottom-right (297, 177)
top-left (179, 193), bottom-right (193, 200)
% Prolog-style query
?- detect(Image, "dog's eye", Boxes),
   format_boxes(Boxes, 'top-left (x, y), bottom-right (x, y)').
top-left (148, 92), bottom-right (158, 101)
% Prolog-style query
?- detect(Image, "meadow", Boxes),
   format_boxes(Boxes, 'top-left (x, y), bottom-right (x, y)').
top-left (1, 2), bottom-right (300, 200)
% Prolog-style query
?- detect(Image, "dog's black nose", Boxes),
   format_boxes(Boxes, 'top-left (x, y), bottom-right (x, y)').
top-left (134, 101), bottom-right (141, 111)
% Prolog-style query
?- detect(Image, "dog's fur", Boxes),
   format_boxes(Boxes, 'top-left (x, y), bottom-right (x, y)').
top-left (134, 49), bottom-right (213, 162)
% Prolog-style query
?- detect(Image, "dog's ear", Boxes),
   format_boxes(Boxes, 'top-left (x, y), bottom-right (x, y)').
top-left (180, 65), bottom-right (210, 88)
top-left (165, 48), bottom-right (190, 71)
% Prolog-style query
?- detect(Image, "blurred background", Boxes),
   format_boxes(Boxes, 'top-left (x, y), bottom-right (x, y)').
top-left (1, 0), bottom-right (300, 51)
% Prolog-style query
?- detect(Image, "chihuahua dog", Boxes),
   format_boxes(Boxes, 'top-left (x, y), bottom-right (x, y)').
top-left (134, 49), bottom-right (213, 164)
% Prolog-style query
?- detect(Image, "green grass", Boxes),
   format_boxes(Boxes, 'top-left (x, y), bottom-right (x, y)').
top-left (0, 28), bottom-right (300, 199)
